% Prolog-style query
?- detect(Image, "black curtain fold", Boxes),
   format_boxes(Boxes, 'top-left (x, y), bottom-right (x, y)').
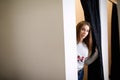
top-left (110, 3), bottom-right (120, 80)
top-left (80, 0), bottom-right (104, 80)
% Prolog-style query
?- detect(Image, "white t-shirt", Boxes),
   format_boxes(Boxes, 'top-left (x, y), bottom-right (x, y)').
top-left (77, 42), bottom-right (88, 71)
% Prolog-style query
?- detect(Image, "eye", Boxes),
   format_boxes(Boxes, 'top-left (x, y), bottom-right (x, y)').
top-left (81, 28), bottom-right (89, 32)
top-left (81, 28), bottom-right (85, 31)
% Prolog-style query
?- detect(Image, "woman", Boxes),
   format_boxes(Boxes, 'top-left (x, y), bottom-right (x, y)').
top-left (76, 21), bottom-right (98, 80)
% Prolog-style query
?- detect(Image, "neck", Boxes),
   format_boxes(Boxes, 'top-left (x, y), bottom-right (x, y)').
top-left (79, 39), bottom-right (83, 43)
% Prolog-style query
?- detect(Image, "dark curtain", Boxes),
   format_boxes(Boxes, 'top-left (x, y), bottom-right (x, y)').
top-left (110, 3), bottom-right (120, 80)
top-left (80, 0), bottom-right (104, 80)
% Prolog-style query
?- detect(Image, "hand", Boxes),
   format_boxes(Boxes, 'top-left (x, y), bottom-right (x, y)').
top-left (95, 47), bottom-right (98, 53)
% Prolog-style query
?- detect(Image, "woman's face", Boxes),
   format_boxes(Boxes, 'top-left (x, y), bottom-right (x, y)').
top-left (80, 25), bottom-right (90, 40)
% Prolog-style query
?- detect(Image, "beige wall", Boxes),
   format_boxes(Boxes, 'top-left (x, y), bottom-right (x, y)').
top-left (75, 0), bottom-right (84, 24)
top-left (107, 1), bottom-right (112, 77)
top-left (0, 0), bottom-right (65, 80)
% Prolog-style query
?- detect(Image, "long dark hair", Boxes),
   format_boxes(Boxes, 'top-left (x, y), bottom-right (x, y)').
top-left (76, 21), bottom-right (92, 53)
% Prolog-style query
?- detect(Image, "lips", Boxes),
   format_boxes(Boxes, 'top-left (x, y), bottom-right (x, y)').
top-left (81, 33), bottom-right (86, 37)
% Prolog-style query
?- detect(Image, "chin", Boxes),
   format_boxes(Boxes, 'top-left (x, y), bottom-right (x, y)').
top-left (82, 36), bottom-right (86, 39)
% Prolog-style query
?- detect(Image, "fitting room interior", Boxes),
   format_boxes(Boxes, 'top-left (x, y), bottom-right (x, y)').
top-left (76, 0), bottom-right (119, 80)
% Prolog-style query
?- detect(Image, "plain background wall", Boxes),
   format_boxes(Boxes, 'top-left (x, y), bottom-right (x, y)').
top-left (75, 0), bottom-right (84, 23)
top-left (107, 0), bottom-right (112, 78)
top-left (0, 0), bottom-right (65, 80)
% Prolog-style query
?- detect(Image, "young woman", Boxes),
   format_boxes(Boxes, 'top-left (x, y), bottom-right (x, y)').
top-left (76, 21), bottom-right (98, 80)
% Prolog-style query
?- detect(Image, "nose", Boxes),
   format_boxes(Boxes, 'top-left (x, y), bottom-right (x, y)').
top-left (83, 30), bottom-right (87, 34)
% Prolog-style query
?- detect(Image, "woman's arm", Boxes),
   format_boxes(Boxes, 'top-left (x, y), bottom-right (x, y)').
top-left (84, 47), bottom-right (98, 65)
